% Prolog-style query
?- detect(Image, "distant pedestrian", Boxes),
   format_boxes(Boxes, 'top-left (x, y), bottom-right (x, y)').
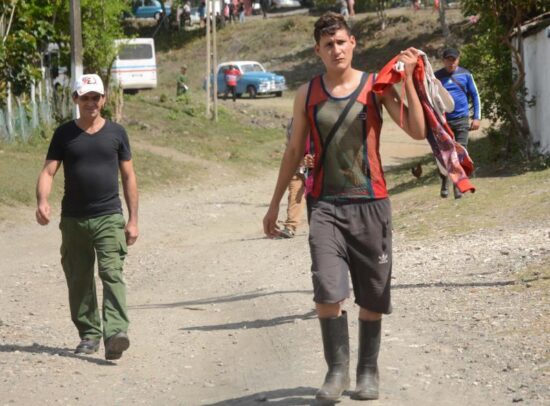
top-left (183, 1), bottom-right (191, 26)
top-left (229, 0), bottom-right (237, 23)
top-left (199, 0), bottom-right (206, 27)
top-left (260, 0), bottom-right (269, 19)
top-left (35, 74), bottom-right (139, 361)
top-left (339, 0), bottom-right (349, 19)
top-left (278, 119), bottom-right (311, 239)
top-left (224, 65), bottom-right (241, 102)
top-left (347, 0), bottom-right (355, 16)
top-left (177, 65), bottom-right (189, 97)
top-left (238, 0), bottom-right (245, 23)
top-left (223, 0), bottom-right (230, 22)
top-left (435, 47), bottom-right (481, 199)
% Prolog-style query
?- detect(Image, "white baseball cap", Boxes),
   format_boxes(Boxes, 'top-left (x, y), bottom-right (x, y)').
top-left (73, 74), bottom-right (105, 96)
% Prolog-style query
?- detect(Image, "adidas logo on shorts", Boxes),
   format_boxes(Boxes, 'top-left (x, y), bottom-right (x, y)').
top-left (378, 253), bottom-right (389, 264)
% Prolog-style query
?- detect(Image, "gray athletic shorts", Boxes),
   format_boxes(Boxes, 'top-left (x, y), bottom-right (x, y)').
top-left (307, 198), bottom-right (392, 314)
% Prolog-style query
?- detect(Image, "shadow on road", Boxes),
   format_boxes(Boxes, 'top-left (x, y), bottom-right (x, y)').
top-left (130, 289), bottom-right (312, 310)
top-left (202, 386), bottom-right (321, 405)
top-left (180, 310), bottom-right (316, 332)
top-left (394, 280), bottom-right (516, 289)
top-left (0, 343), bottom-right (115, 366)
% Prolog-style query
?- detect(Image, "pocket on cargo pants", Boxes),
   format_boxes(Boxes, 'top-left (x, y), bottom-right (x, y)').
top-left (93, 214), bottom-right (130, 336)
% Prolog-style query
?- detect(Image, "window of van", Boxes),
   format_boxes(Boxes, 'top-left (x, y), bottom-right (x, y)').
top-left (118, 44), bottom-right (153, 60)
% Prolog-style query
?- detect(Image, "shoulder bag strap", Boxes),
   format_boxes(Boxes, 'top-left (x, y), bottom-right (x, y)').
top-left (449, 74), bottom-right (468, 96)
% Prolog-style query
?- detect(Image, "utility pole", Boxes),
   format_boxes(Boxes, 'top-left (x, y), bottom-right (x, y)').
top-left (205, 0), bottom-right (212, 118)
top-left (211, 0), bottom-right (218, 122)
top-left (69, 0), bottom-right (83, 118)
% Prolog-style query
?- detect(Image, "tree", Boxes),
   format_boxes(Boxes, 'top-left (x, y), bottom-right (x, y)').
top-left (0, 0), bottom-right (63, 99)
top-left (460, 0), bottom-right (550, 158)
top-left (80, 0), bottom-right (129, 95)
top-left (0, 0), bottom-right (129, 103)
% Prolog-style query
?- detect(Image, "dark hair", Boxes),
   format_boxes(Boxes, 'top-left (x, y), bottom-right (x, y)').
top-left (314, 12), bottom-right (351, 44)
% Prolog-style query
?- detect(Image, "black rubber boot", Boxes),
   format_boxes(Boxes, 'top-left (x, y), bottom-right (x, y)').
top-left (351, 319), bottom-right (381, 400)
top-left (440, 174), bottom-right (449, 198)
top-left (315, 311), bottom-right (350, 401)
top-left (453, 185), bottom-right (463, 199)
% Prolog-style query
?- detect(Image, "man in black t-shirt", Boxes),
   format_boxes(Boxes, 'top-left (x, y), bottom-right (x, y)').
top-left (36, 74), bottom-right (139, 361)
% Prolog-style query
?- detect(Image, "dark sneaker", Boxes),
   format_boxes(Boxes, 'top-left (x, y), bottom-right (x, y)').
top-left (278, 228), bottom-right (295, 239)
top-left (105, 332), bottom-right (130, 361)
top-left (75, 338), bottom-right (100, 355)
top-left (440, 187), bottom-right (449, 198)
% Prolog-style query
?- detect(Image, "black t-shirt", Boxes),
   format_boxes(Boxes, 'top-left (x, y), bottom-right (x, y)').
top-left (46, 120), bottom-right (132, 218)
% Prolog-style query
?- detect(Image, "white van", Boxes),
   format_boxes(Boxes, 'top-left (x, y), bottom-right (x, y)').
top-left (111, 38), bottom-right (157, 91)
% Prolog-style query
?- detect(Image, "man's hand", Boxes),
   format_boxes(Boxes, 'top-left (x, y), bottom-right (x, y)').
top-left (470, 119), bottom-right (481, 131)
top-left (304, 154), bottom-right (315, 169)
top-left (36, 201), bottom-right (51, 225)
top-left (263, 205), bottom-right (280, 239)
top-left (399, 47), bottom-right (420, 77)
top-left (125, 222), bottom-right (139, 246)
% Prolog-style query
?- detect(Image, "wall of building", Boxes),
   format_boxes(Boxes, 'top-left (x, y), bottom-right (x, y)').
top-left (522, 24), bottom-right (550, 155)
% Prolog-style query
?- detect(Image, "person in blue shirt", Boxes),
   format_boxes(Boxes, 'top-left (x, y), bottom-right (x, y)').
top-left (435, 47), bottom-right (481, 199)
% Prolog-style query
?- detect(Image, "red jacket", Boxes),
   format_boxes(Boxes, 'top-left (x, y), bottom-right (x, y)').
top-left (373, 54), bottom-right (475, 194)
top-left (224, 68), bottom-right (240, 86)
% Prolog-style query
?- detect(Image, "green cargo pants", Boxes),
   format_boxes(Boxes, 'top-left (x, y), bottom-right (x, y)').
top-left (59, 213), bottom-right (129, 342)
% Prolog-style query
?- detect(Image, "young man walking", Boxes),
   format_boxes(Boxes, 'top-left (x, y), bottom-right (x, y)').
top-left (263, 13), bottom-right (426, 401)
top-left (36, 74), bottom-right (139, 361)
top-left (435, 47), bottom-right (481, 199)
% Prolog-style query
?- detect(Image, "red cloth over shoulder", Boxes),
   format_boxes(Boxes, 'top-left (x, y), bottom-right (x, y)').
top-left (372, 54), bottom-right (475, 194)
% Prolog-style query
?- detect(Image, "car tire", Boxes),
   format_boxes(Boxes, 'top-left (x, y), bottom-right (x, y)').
top-left (247, 85), bottom-right (257, 99)
top-left (275, 91), bottom-right (283, 97)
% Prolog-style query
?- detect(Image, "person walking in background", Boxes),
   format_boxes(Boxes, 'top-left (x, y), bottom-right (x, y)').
top-left (435, 47), bottom-right (481, 199)
top-left (263, 12), bottom-right (426, 402)
top-left (229, 0), bottom-right (237, 23)
top-left (238, 0), bottom-right (245, 23)
top-left (347, 0), bottom-right (355, 16)
top-left (35, 74), bottom-right (139, 361)
top-left (199, 0), bottom-right (206, 27)
top-left (223, 0), bottom-right (230, 22)
top-left (176, 64), bottom-right (189, 97)
top-left (223, 65), bottom-right (241, 102)
top-left (278, 119), bottom-right (313, 239)
top-left (260, 0), bottom-right (269, 19)
top-left (339, 0), bottom-right (349, 19)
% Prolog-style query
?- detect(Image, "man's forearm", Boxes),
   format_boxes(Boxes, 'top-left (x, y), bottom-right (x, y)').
top-left (36, 172), bottom-right (53, 204)
top-left (404, 77), bottom-right (426, 139)
top-left (122, 175), bottom-right (139, 224)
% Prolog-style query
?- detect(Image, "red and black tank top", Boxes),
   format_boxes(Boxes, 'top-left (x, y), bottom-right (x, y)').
top-left (306, 73), bottom-right (387, 200)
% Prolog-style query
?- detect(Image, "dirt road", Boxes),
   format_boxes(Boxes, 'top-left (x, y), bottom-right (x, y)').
top-left (1, 97), bottom-right (548, 405)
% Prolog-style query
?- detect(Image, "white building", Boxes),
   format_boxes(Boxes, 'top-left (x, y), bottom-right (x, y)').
top-left (516, 13), bottom-right (550, 155)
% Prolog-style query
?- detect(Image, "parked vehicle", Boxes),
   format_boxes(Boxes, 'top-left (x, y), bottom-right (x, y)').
top-left (270, 0), bottom-right (301, 8)
top-left (131, 0), bottom-right (171, 20)
top-left (111, 38), bottom-right (157, 92)
top-left (214, 61), bottom-right (286, 98)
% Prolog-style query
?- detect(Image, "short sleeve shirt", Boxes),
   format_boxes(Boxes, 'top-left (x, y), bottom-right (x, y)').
top-left (46, 120), bottom-right (132, 218)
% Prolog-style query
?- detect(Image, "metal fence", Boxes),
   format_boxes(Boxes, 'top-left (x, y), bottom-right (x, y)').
top-left (0, 79), bottom-right (71, 142)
